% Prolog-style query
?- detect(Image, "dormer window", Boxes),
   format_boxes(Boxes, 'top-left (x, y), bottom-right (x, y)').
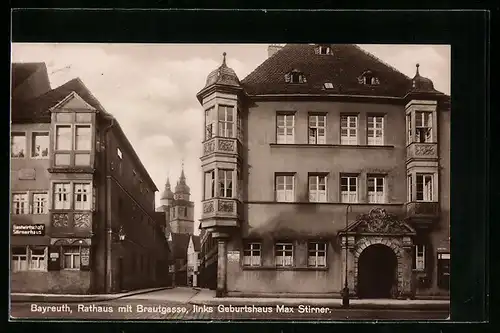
top-left (324, 82), bottom-right (334, 89)
top-left (359, 70), bottom-right (380, 85)
top-left (285, 69), bottom-right (307, 84)
top-left (315, 45), bottom-right (332, 55)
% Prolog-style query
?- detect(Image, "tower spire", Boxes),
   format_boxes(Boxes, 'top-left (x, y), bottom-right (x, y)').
top-left (415, 63), bottom-right (420, 76)
top-left (180, 158), bottom-right (186, 183)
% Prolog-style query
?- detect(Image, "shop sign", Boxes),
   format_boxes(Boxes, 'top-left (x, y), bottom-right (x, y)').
top-left (227, 250), bottom-right (240, 262)
top-left (18, 168), bottom-right (36, 180)
top-left (12, 224), bottom-right (45, 236)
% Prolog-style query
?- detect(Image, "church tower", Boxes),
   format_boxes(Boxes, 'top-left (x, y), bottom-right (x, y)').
top-left (167, 163), bottom-right (194, 235)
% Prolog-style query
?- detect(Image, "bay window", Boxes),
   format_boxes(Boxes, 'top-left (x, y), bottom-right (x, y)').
top-left (204, 170), bottom-right (215, 199)
top-left (74, 183), bottom-right (91, 210)
top-left (205, 107), bottom-right (215, 140)
top-left (55, 125), bottom-right (72, 150)
top-left (415, 111), bottom-right (433, 143)
top-left (218, 105), bottom-right (234, 138)
top-left (218, 169), bottom-right (233, 198)
top-left (53, 183), bottom-right (71, 209)
top-left (416, 174), bottom-right (433, 201)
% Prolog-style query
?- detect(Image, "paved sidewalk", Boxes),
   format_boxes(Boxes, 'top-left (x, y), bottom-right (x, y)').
top-left (11, 286), bottom-right (173, 303)
top-left (189, 289), bottom-right (450, 310)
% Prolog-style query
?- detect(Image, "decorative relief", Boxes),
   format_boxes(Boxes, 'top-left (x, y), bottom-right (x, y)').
top-left (218, 200), bottom-right (234, 213)
top-left (355, 208), bottom-right (410, 234)
top-left (414, 144), bottom-right (436, 156)
top-left (203, 201), bottom-right (214, 213)
top-left (218, 139), bottom-right (235, 152)
top-left (74, 213), bottom-right (91, 228)
top-left (408, 202), bottom-right (439, 216)
top-left (52, 213), bottom-right (69, 227)
top-left (204, 140), bottom-right (215, 155)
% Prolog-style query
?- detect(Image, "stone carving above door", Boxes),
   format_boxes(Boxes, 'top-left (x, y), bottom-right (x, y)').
top-left (347, 208), bottom-right (416, 235)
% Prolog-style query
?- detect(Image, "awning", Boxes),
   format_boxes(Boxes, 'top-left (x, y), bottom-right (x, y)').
top-left (10, 236), bottom-right (51, 246)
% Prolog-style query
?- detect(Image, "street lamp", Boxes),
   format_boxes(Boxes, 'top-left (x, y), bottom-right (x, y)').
top-left (342, 204), bottom-right (352, 308)
top-left (118, 226), bottom-right (126, 241)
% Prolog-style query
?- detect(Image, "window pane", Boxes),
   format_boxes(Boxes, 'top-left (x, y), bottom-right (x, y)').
top-left (75, 126), bottom-right (91, 150)
top-left (277, 116), bottom-right (285, 126)
top-left (32, 133), bottom-right (49, 158)
top-left (11, 133), bottom-right (26, 158)
top-left (285, 116), bottom-right (294, 127)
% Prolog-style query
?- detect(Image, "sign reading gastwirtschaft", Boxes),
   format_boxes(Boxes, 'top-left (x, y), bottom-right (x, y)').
top-left (12, 224), bottom-right (45, 236)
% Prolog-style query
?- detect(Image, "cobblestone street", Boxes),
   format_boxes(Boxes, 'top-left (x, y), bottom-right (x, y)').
top-left (10, 287), bottom-right (449, 321)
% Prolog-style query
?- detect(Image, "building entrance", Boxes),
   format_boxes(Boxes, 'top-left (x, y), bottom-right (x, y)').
top-left (357, 244), bottom-right (397, 299)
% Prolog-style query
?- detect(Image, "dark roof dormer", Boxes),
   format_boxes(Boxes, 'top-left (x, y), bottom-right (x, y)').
top-left (314, 44), bottom-right (333, 55)
top-left (358, 70), bottom-right (380, 85)
top-left (285, 69), bottom-right (307, 84)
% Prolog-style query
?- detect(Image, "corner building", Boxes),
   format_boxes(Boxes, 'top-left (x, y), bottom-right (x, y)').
top-left (10, 63), bottom-right (172, 294)
top-left (197, 45), bottom-right (450, 299)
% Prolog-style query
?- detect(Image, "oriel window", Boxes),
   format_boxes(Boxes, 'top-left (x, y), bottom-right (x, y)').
top-left (218, 105), bottom-right (234, 138)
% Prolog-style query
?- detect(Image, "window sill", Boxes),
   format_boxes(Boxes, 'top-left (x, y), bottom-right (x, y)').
top-left (48, 167), bottom-right (95, 173)
top-left (242, 266), bottom-right (328, 271)
top-left (270, 143), bottom-right (394, 149)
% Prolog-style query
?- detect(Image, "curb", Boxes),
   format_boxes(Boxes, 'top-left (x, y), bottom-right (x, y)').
top-left (11, 286), bottom-right (173, 303)
top-left (188, 300), bottom-right (450, 311)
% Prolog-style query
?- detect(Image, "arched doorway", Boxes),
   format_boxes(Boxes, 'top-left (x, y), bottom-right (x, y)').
top-left (357, 244), bottom-right (398, 298)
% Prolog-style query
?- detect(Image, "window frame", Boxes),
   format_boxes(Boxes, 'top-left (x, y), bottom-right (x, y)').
top-left (54, 124), bottom-right (73, 151)
top-left (340, 175), bottom-right (358, 203)
top-left (11, 131), bottom-right (27, 159)
top-left (308, 242), bottom-right (327, 268)
top-left (367, 175), bottom-right (386, 204)
top-left (11, 246), bottom-right (48, 272)
top-left (275, 174), bottom-right (295, 202)
top-left (275, 242), bottom-right (294, 267)
top-left (415, 111), bottom-right (433, 143)
top-left (416, 173), bottom-right (434, 202)
top-left (308, 174), bottom-right (327, 203)
top-left (367, 115), bottom-right (385, 146)
top-left (204, 170), bottom-right (215, 200)
top-left (340, 115), bottom-right (358, 145)
top-left (31, 131), bottom-right (50, 159)
top-left (12, 192), bottom-right (29, 215)
top-left (243, 242), bottom-right (262, 267)
top-left (52, 181), bottom-right (93, 211)
top-left (204, 106), bottom-right (216, 141)
top-left (308, 114), bottom-right (327, 145)
top-left (32, 192), bottom-right (49, 214)
top-left (276, 113), bottom-right (295, 144)
top-left (218, 169), bottom-right (233, 198)
top-left (414, 244), bottom-right (426, 271)
top-left (62, 245), bottom-right (82, 270)
top-left (218, 105), bottom-right (235, 138)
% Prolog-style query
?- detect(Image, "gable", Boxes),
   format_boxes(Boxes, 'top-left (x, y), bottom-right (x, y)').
top-left (341, 208), bottom-right (416, 235)
top-left (50, 91), bottom-right (97, 112)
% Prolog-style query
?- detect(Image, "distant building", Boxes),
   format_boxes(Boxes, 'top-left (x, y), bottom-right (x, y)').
top-left (157, 168), bottom-right (196, 286)
top-left (10, 62), bottom-right (172, 294)
top-left (187, 234), bottom-right (201, 287)
top-left (196, 45), bottom-right (450, 298)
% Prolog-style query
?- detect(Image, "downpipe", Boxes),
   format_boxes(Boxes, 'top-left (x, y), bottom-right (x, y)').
top-left (102, 116), bottom-right (115, 293)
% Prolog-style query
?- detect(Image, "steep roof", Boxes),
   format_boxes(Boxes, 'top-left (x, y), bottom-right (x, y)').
top-left (11, 62), bottom-right (46, 90)
top-left (169, 233), bottom-right (191, 259)
top-left (241, 44), bottom-right (415, 97)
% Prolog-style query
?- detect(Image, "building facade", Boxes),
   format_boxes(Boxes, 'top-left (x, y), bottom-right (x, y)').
top-left (196, 45), bottom-right (450, 298)
top-left (10, 63), bottom-right (172, 294)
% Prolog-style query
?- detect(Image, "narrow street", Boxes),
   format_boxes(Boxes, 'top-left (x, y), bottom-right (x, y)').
top-left (10, 287), bottom-right (449, 321)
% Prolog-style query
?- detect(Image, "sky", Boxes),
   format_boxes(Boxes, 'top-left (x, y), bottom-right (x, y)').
top-left (11, 43), bottom-right (451, 234)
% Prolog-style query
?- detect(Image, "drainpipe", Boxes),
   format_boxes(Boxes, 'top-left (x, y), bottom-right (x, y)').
top-left (102, 115), bottom-right (115, 293)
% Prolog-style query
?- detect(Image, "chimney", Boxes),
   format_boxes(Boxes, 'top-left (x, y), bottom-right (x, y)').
top-left (268, 44), bottom-right (283, 58)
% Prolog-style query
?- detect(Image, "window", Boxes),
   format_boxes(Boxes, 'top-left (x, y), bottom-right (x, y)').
top-left (406, 114), bottom-right (412, 144)
top-left (276, 175), bottom-right (294, 202)
top-left (243, 243), bottom-right (261, 267)
top-left (32, 132), bottom-right (49, 158)
top-left (407, 174), bottom-right (413, 201)
top-left (308, 242), bottom-right (327, 267)
top-left (204, 170), bottom-right (215, 199)
top-left (53, 183), bottom-right (71, 210)
top-left (218, 105), bottom-right (234, 138)
top-left (367, 116), bottom-right (384, 145)
top-left (319, 45), bottom-right (331, 55)
top-left (32, 192), bottom-right (48, 214)
top-left (415, 111), bottom-right (433, 143)
top-left (340, 115), bottom-right (358, 145)
top-left (285, 70), bottom-right (307, 84)
top-left (413, 245), bottom-right (425, 271)
top-left (324, 82), bottom-right (334, 89)
top-left (309, 115), bottom-right (326, 144)
top-left (11, 246), bottom-right (47, 271)
top-left (63, 246), bottom-right (81, 269)
top-left (74, 183), bottom-right (91, 210)
top-left (75, 125), bottom-right (91, 150)
top-left (237, 110), bottom-right (242, 141)
top-left (218, 169), bottom-right (233, 198)
top-left (117, 147), bottom-right (123, 175)
top-left (416, 174), bottom-right (433, 201)
top-left (11, 132), bottom-right (26, 158)
top-left (205, 107), bottom-right (215, 140)
top-left (275, 243), bottom-right (293, 267)
top-left (55, 125), bottom-right (72, 150)
top-left (117, 147), bottom-right (123, 159)
top-left (367, 176), bottom-right (385, 203)
top-left (178, 207), bottom-right (186, 217)
top-left (12, 193), bottom-right (28, 215)
top-left (276, 114), bottom-right (295, 144)
top-left (437, 253), bottom-right (450, 290)
top-left (11, 247), bottom-right (28, 271)
top-left (309, 175), bottom-right (327, 202)
top-left (341, 175), bottom-right (358, 203)
top-left (29, 247), bottom-right (47, 270)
